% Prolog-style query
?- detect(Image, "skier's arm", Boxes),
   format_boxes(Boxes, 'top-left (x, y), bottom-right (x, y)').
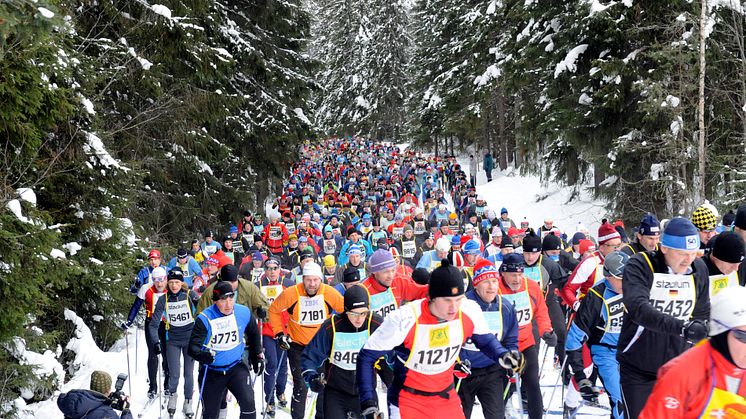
top-left (301, 320), bottom-right (332, 379)
top-left (188, 315), bottom-right (212, 364)
top-left (243, 312), bottom-right (263, 365)
top-left (690, 260), bottom-right (711, 321)
top-left (565, 289), bottom-right (601, 379)
top-left (623, 256), bottom-right (684, 335)
top-left (530, 282), bottom-right (553, 335)
top-left (147, 296), bottom-right (166, 343)
top-left (269, 286), bottom-right (295, 336)
top-left (125, 296), bottom-right (144, 325)
top-left (243, 281), bottom-right (269, 320)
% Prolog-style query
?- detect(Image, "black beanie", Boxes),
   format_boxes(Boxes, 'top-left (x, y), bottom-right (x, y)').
top-left (735, 205), bottom-right (746, 230)
top-left (344, 285), bottom-right (369, 312)
top-left (722, 210), bottom-right (736, 227)
top-left (220, 264), bottom-right (238, 282)
top-left (712, 231), bottom-right (746, 263)
top-left (522, 231), bottom-right (542, 253)
top-left (412, 268), bottom-right (431, 285)
top-left (343, 265), bottom-right (361, 283)
top-left (542, 234), bottom-right (562, 252)
top-left (428, 259), bottom-right (464, 299)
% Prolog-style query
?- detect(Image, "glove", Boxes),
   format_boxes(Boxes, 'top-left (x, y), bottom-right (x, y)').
top-left (153, 342), bottom-right (162, 356)
top-left (119, 321), bottom-right (132, 331)
top-left (252, 355), bottom-right (265, 375)
top-left (577, 378), bottom-right (599, 402)
top-left (308, 375), bottom-right (325, 393)
top-left (275, 333), bottom-right (292, 351)
top-left (682, 320), bottom-right (708, 343)
top-left (361, 400), bottom-right (380, 419)
top-left (255, 307), bottom-right (268, 321)
top-left (195, 349), bottom-right (215, 365)
top-left (542, 331), bottom-right (558, 347)
top-left (499, 350), bottom-right (523, 373)
top-left (453, 359), bottom-right (471, 380)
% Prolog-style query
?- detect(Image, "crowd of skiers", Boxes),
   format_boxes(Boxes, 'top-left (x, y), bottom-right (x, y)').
top-left (63, 137), bottom-right (746, 419)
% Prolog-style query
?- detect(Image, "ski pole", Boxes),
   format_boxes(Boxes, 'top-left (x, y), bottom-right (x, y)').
top-left (544, 355), bottom-right (569, 418)
top-left (134, 325), bottom-right (138, 375)
top-left (538, 343), bottom-right (549, 379)
top-left (514, 373), bottom-right (524, 419)
top-left (124, 330), bottom-right (133, 396)
top-left (195, 365), bottom-right (208, 419)
top-left (157, 354), bottom-right (163, 419)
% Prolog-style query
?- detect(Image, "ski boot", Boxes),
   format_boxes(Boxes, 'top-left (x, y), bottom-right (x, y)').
top-left (265, 403), bottom-right (276, 418)
top-left (277, 393), bottom-right (288, 409)
top-left (147, 389), bottom-right (157, 400)
top-left (167, 394), bottom-right (178, 418)
top-left (218, 407), bottom-right (228, 419)
top-left (183, 398), bottom-right (194, 418)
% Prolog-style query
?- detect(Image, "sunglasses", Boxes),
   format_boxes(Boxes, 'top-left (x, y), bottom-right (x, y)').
top-left (732, 328), bottom-right (746, 344)
top-left (346, 311), bottom-right (370, 318)
top-left (217, 292), bottom-right (235, 300)
top-left (153, 277), bottom-right (167, 283)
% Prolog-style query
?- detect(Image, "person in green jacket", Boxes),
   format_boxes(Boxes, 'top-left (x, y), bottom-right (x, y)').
top-left (483, 152), bottom-right (494, 182)
top-left (196, 264), bottom-right (269, 320)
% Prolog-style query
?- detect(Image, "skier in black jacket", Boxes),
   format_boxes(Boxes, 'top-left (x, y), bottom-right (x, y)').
top-left (617, 217), bottom-right (710, 419)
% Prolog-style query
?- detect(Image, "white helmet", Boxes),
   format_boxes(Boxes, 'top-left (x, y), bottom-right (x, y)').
top-left (709, 286), bottom-right (746, 336)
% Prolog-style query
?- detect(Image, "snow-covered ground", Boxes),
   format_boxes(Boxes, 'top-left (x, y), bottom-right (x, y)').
top-left (458, 156), bottom-right (608, 237)
top-left (22, 151), bottom-right (612, 419)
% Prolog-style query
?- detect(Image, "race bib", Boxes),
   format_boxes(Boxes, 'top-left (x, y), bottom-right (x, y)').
top-left (605, 294), bottom-right (624, 334)
top-left (463, 310), bottom-right (503, 351)
top-left (392, 227), bottom-right (404, 239)
top-left (269, 226), bottom-right (282, 241)
top-left (402, 240), bottom-right (417, 259)
top-left (405, 316), bottom-right (464, 374)
top-left (475, 206), bottom-right (485, 217)
top-left (204, 245), bottom-right (217, 255)
top-left (232, 239), bottom-right (243, 254)
top-left (524, 265), bottom-right (542, 285)
top-left (649, 273), bottom-right (696, 320)
top-left (251, 268), bottom-right (264, 283)
top-left (286, 223), bottom-right (296, 235)
top-left (297, 294), bottom-right (327, 326)
top-left (370, 288), bottom-right (398, 318)
top-left (502, 289), bottom-right (533, 327)
top-left (414, 221), bottom-right (426, 235)
top-left (709, 272), bottom-right (739, 298)
top-left (243, 233), bottom-right (255, 247)
top-left (166, 300), bottom-right (193, 327)
top-left (261, 284), bottom-right (283, 305)
top-left (207, 314), bottom-right (241, 351)
top-left (323, 239), bottom-right (337, 254)
top-left (330, 330), bottom-right (368, 371)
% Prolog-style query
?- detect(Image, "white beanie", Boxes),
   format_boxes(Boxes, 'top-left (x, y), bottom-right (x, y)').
top-left (302, 262), bottom-right (323, 279)
top-left (435, 237), bottom-right (451, 252)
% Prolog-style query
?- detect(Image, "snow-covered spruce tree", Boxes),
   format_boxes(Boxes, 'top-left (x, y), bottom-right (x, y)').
top-left (364, 0), bottom-right (411, 141)
top-left (312, 0), bottom-right (371, 136)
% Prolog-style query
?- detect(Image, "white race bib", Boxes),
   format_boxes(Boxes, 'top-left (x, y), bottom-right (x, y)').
top-left (404, 314), bottom-right (463, 375)
top-left (414, 221), bottom-right (426, 235)
top-left (269, 226), bottom-right (282, 240)
top-left (166, 300), bottom-right (193, 327)
top-left (261, 283), bottom-right (283, 305)
top-left (207, 314), bottom-right (240, 351)
top-left (402, 240), bottom-right (417, 259)
top-left (649, 273), bottom-right (696, 320)
top-left (605, 294), bottom-right (624, 334)
top-left (323, 239), bottom-right (337, 254)
top-left (297, 294), bottom-right (327, 326)
top-left (502, 286), bottom-right (533, 327)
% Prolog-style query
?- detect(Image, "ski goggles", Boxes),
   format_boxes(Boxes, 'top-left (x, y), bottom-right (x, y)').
top-left (214, 291), bottom-right (235, 301)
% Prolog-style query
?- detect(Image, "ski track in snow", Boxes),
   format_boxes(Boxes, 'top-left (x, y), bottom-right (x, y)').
top-left (23, 149), bottom-right (611, 419)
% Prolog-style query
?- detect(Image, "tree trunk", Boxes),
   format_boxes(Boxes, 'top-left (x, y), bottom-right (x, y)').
top-left (696, 0), bottom-right (707, 203)
top-left (497, 87), bottom-right (507, 170)
top-left (514, 96), bottom-right (523, 169)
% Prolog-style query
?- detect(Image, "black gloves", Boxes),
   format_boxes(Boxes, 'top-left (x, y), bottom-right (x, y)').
top-left (361, 400), bottom-right (380, 419)
top-left (682, 320), bottom-right (708, 343)
top-left (252, 355), bottom-right (265, 375)
top-left (498, 350), bottom-right (524, 373)
top-left (275, 333), bottom-right (292, 351)
top-left (542, 331), bottom-right (558, 347)
top-left (255, 307), bottom-right (268, 321)
top-left (153, 342), bottom-right (162, 356)
top-left (194, 349), bottom-right (215, 365)
top-left (303, 373), bottom-right (325, 393)
top-left (119, 321), bottom-right (132, 331)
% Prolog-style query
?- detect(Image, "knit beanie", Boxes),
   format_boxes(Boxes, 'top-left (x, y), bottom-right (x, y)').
top-left (542, 234), bottom-right (562, 252)
top-left (661, 217), bottom-right (700, 250)
top-left (343, 265), bottom-right (361, 283)
top-left (302, 262), bottom-right (323, 278)
top-left (597, 220), bottom-right (621, 245)
top-left (462, 240), bottom-right (481, 255)
top-left (212, 281), bottom-right (235, 301)
top-left (344, 285), bottom-right (369, 312)
top-left (90, 371), bottom-right (112, 394)
top-left (639, 213), bottom-right (661, 236)
top-left (691, 205), bottom-right (717, 231)
top-left (722, 210), bottom-right (736, 228)
top-left (499, 253), bottom-right (525, 273)
top-left (522, 231), bottom-right (542, 253)
top-left (220, 264), bottom-right (239, 282)
top-left (428, 259), bottom-right (464, 299)
top-left (347, 244), bottom-right (362, 256)
top-left (578, 239), bottom-right (596, 255)
top-left (571, 232), bottom-right (586, 246)
top-left (368, 249), bottom-right (396, 273)
top-left (711, 231), bottom-right (746, 263)
top-left (472, 258), bottom-right (499, 287)
top-left (451, 235), bottom-right (462, 246)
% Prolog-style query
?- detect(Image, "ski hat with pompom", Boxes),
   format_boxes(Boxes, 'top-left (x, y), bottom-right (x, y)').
top-left (472, 258), bottom-right (500, 287)
top-left (428, 258), bottom-right (464, 299)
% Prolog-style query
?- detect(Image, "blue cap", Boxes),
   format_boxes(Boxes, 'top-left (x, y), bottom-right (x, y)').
top-left (347, 244), bottom-right (362, 256)
top-left (463, 240), bottom-right (481, 255)
top-left (363, 213), bottom-right (372, 220)
top-left (661, 217), bottom-right (700, 250)
top-left (639, 213), bottom-right (661, 236)
top-left (501, 207), bottom-right (508, 214)
top-left (571, 232), bottom-right (586, 245)
top-left (229, 225), bottom-right (238, 234)
top-left (451, 234), bottom-right (461, 246)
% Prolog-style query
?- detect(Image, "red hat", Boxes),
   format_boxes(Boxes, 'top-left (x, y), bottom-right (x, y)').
top-left (579, 239), bottom-right (596, 255)
top-left (597, 221), bottom-right (621, 245)
top-left (148, 249), bottom-right (161, 259)
top-left (206, 257), bottom-right (220, 267)
top-left (508, 227), bottom-right (522, 237)
top-left (472, 258), bottom-right (499, 287)
top-left (451, 251), bottom-right (465, 268)
top-left (460, 235), bottom-right (471, 247)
